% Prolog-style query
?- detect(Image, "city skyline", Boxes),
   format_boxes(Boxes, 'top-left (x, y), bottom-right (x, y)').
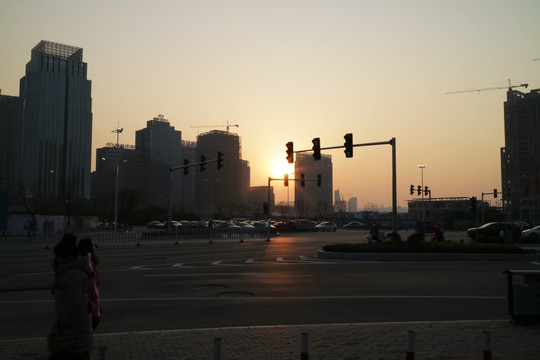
top-left (1, 1), bottom-right (539, 208)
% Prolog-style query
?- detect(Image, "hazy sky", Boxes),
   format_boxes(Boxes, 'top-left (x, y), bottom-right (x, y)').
top-left (1, 0), bottom-right (539, 209)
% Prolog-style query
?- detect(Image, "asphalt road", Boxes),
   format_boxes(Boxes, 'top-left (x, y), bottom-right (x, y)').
top-left (1, 230), bottom-right (539, 340)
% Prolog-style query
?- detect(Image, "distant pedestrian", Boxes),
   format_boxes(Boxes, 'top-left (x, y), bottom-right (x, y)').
top-left (79, 238), bottom-right (102, 330)
top-left (369, 224), bottom-right (380, 243)
top-left (48, 235), bottom-right (93, 360)
top-left (433, 224), bottom-right (444, 242)
top-left (504, 226), bottom-right (514, 245)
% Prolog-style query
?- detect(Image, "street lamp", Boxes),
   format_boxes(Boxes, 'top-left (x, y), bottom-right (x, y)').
top-left (112, 126), bottom-right (123, 232)
top-left (418, 164), bottom-right (427, 221)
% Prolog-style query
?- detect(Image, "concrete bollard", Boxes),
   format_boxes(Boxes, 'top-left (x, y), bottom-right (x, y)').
top-left (213, 337), bottom-right (222, 360)
top-left (406, 331), bottom-right (415, 360)
top-left (483, 331), bottom-right (492, 360)
top-left (300, 332), bottom-right (309, 360)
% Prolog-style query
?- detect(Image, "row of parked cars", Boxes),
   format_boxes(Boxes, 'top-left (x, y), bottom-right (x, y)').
top-left (273, 220), bottom-right (338, 232)
top-left (466, 221), bottom-right (540, 242)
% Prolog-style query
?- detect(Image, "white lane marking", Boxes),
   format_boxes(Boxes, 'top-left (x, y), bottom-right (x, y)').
top-left (211, 261), bottom-right (222, 265)
top-left (530, 262), bottom-right (540, 266)
top-left (277, 257), bottom-right (283, 262)
top-left (245, 259), bottom-right (254, 263)
top-left (172, 263), bottom-right (183, 268)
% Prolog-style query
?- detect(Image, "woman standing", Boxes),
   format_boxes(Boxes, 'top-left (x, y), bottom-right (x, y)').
top-left (79, 238), bottom-right (102, 330)
top-left (49, 235), bottom-right (93, 360)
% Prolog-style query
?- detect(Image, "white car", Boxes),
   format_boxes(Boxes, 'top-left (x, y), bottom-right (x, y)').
top-left (522, 225), bottom-right (540, 239)
top-left (315, 221), bottom-right (337, 232)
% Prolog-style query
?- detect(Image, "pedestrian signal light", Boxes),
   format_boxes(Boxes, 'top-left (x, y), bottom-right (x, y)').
top-left (200, 155), bottom-right (206, 172)
top-left (284, 174), bottom-right (289, 187)
top-left (312, 137), bottom-right (321, 160)
top-left (217, 151), bottom-right (224, 169)
top-left (344, 133), bottom-right (353, 158)
top-left (184, 159), bottom-right (190, 175)
top-left (286, 142), bottom-right (294, 163)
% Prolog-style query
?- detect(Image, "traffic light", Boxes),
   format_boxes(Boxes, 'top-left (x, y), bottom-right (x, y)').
top-left (183, 159), bottom-right (190, 175)
top-left (312, 137), bottom-right (321, 160)
top-left (301, 174), bottom-right (305, 187)
top-left (284, 173), bottom-right (289, 187)
top-left (424, 186), bottom-right (429, 196)
top-left (217, 151), bottom-right (224, 169)
top-left (410, 185), bottom-right (414, 195)
top-left (417, 185), bottom-right (421, 195)
top-left (317, 174), bottom-right (321, 187)
top-left (470, 196), bottom-right (476, 212)
top-left (344, 133), bottom-right (353, 158)
top-left (493, 189), bottom-right (497, 198)
top-left (263, 202), bottom-right (268, 215)
top-left (200, 155), bottom-right (206, 172)
top-left (286, 142), bottom-right (294, 163)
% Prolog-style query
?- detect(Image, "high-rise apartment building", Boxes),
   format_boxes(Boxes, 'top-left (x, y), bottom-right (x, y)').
top-left (135, 115), bottom-right (189, 209)
top-left (501, 88), bottom-right (540, 222)
top-left (294, 153), bottom-right (333, 218)
top-left (195, 130), bottom-right (249, 217)
top-left (0, 92), bottom-right (23, 195)
top-left (16, 41), bottom-right (92, 199)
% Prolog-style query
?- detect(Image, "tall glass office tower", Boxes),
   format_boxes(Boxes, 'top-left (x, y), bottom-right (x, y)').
top-left (18, 40), bottom-right (92, 199)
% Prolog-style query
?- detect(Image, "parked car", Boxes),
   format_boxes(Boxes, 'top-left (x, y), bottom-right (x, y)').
top-left (343, 221), bottom-right (366, 229)
top-left (147, 220), bottom-right (165, 229)
top-left (466, 222), bottom-right (521, 243)
top-left (275, 220), bottom-right (296, 232)
top-left (315, 221), bottom-right (337, 232)
top-left (163, 221), bottom-right (182, 229)
top-left (522, 225), bottom-right (540, 239)
top-left (295, 219), bottom-right (316, 232)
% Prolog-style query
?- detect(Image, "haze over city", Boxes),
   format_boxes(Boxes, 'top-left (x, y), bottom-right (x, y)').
top-left (1, 0), bottom-right (539, 209)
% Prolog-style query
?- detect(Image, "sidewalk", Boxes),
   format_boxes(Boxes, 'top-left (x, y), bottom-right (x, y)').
top-left (2, 320), bottom-right (540, 360)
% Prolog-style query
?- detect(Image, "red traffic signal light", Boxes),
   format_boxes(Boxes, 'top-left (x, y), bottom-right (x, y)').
top-left (217, 151), bottom-right (224, 169)
top-left (286, 142), bottom-right (294, 163)
top-left (344, 133), bottom-right (353, 158)
top-left (263, 202), bottom-right (268, 215)
top-left (312, 137), bottom-right (321, 160)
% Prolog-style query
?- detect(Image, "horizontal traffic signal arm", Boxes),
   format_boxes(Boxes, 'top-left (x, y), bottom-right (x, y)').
top-left (292, 139), bottom-right (395, 154)
top-left (170, 152), bottom-right (224, 173)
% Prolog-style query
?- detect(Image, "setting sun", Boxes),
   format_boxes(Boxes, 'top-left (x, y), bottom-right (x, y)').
top-left (269, 158), bottom-right (294, 180)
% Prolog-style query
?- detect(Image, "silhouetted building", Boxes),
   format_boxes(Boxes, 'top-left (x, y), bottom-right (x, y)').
top-left (294, 153), bottom-right (333, 218)
top-left (91, 145), bottom-right (137, 216)
top-left (195, 130), bottom-right (249, 217)
top-left (135, 115), bottom-right (189, 209)
top-left (501, 88), bottom-right (540, 222)
top-left (0, 92), bottom-right (23, 194)
top-left (17, 40), bottom-right (92, 199)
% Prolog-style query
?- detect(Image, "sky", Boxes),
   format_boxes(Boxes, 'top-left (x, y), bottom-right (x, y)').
top-left (1, 0), bottom-right (539, 210)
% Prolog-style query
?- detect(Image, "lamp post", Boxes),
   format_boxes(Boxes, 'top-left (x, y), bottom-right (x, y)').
top-left (418, 164), bottom-right (427, 221)
top-left (112, 126), bottom-right (123, 232)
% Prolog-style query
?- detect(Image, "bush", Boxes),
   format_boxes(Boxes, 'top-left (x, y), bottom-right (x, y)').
top-left (407, 232), bottom-right (425, 245)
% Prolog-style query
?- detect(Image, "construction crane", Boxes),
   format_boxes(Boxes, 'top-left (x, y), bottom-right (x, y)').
top-left (190, 121), bottom-right (239, 133)
top-left (445, 79), bottom-right (528, 95)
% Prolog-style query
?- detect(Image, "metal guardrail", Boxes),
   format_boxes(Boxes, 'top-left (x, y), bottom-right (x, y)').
top-left (0, 228), bottom-right (272, 246)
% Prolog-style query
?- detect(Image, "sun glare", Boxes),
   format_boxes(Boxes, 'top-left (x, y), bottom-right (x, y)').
top-left (270, 158), bottom-right (293, 179)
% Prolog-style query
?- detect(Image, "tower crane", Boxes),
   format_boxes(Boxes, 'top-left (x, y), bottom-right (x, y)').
top-left (190, 121), bottom-right (239, 133)
top-left (445, 79), bottom-right (528, 95)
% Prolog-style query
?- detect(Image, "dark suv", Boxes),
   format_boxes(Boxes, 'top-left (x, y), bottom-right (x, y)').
top-left (466, 222), bottom-right (521, 243)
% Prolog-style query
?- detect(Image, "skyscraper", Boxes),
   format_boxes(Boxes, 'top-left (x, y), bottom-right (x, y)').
top-left (17, 40), bottom-right (92, 199)
top-left (501, 88), bottom-right (540, 222)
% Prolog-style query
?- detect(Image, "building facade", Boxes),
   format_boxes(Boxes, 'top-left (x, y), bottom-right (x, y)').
top-left (294, 153), bottom-right (333, 218)
top-left (0, 92), bottom-right (23, 195)
top-left (17, 40), bottom-right (92, 199)
top-left (501, 89), bottom-right (540, 223)
top-left (195, 130), bottom-right (250, 217)
top-left (135, 115), bottom-right (187, 209)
